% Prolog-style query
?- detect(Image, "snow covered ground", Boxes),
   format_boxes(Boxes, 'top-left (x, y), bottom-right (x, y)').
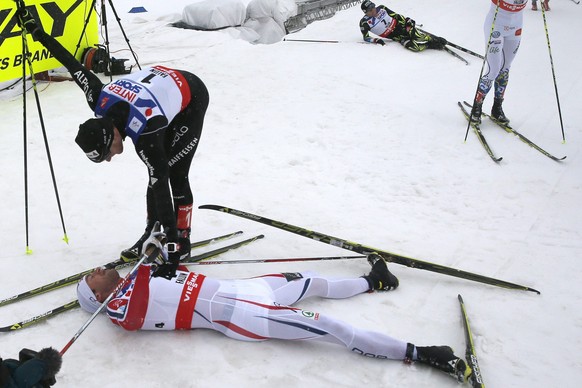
top-left (1, 0), bottom-right (581, 387)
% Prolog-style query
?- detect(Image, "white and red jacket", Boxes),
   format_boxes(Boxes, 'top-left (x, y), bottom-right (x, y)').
top-left (492, 0), bottom-right (528, 13)
top-left (107, 264), bottom-right (209, 330)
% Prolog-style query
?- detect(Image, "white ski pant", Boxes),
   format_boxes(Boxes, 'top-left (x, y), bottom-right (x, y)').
top-left (195, 272), bottom-right (409, 360)
top-left (477, 6), bottom-right (523, 101)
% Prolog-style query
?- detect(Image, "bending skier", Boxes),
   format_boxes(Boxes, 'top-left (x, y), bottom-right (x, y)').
top-left (17, 6), bottom-right (209, 280)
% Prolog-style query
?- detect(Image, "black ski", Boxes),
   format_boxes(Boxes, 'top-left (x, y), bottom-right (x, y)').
top-left (444, 47), bottom-right (468, 65)
top-left (199, 205), bottom-right (540, 294)
top-left (181, 234), bottom-right (264, 264)
top-left (0, 300), bottom-right (81, 332)
top-left (418, 28), bottom-right (484, 59)
top-left (0, 231), bottom-right (243, 308)
top-left (458, 101), bottom-right (503, 162)
top-left (458, 295), bottom-right (485, 388)
top-left (445, 42), bottom-right (484, 59)
top-left (0, 233), bottom-right (263, 332)
top-left (462, 101), bottom-right (566, 162)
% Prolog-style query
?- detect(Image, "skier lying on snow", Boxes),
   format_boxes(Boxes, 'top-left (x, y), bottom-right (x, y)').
top-left (76, 228), bottom-right (472, 382)
top-left (359, 1), bottom-right (447, 51)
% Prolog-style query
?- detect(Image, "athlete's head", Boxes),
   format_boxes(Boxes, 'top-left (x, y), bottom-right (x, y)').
top-left (75, 117), bottom-right (114, 163)
top-left (76, 268), bottom-right (121, 313)
top-left (361, 1), bottom-right (376, 13)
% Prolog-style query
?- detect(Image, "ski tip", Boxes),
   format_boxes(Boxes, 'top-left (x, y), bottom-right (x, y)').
top-left (530, 288), bottom-right (541, 295)
top-left (63, 234), bottom-right (70, 244)
top-left (25, 246), bottom-right (33, 255)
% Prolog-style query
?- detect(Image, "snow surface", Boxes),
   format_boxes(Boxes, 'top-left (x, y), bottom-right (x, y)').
top-left (1, 1), bottom-right (581, 387)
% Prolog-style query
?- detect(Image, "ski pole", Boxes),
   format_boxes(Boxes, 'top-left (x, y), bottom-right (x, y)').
top-left (444, 41), bottom-right (484, 60)
top-left (15, 0), bottom-right (70, 250)
top-left (283, 38), bottom-right (341, 43)
top-left (282, 38), bottom-right (373, 45)
top-left (539, 5), bottom-right (566, 142)
top-left (185, 255), bottom-right (367, 266)
top-left (417, 28), bottom-right (484, 59)
top-left (20, 6), bottom-right (31, 255)
top-left (444, 47), bottom-right (468, 65)
top-left (60, 221), bottom-right (163, 356)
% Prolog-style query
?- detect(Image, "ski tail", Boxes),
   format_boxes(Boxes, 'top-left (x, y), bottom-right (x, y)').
top-left (444, 47), bottom-right (469, 65)
top-left (458, 101), bottom-right (502, 162)
top-left (459, 295), bottom-right (485, 387)
top-left (462, 101), bottom-right (566, 162)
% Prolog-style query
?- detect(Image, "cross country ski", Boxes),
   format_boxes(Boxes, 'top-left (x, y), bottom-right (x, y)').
top-left (199, 205), bottom-right (540, 294)
top-left (462, 101), bottom-right (566, 162)
top-left (459, 295), bottom-right (485, 388)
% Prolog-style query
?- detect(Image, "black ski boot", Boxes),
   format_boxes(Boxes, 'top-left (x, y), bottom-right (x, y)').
top-left (120, 222), bottom-right (155, 262)
top-left (363, 253), bottom-right (399, 291)
top-left (427, 36), bottom-right (447, 50)
top-left (491, 97), bottom-right (510, 125)
top-left (413, 344), bottom-right (471, 382)
top-left (470, 101), bottom-right (483, 126)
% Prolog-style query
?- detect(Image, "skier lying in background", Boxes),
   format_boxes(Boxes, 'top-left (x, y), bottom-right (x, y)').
top-left (0, 347), bottom-right (62, 387)
top-left (359, 1), bottom-right (447, 51)
top-left (75, 229), bottom-right (471, 382)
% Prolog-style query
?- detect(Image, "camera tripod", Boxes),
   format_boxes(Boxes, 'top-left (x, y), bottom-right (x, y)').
top-left (74, 0), bottom-right (141, 81)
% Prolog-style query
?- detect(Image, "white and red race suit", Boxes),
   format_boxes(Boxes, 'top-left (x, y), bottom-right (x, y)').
top-left (106, 264), bottom-right (410, 360)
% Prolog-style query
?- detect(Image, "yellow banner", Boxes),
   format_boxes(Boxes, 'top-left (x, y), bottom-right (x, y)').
top-left (0, 0), bottom-right (98, 82)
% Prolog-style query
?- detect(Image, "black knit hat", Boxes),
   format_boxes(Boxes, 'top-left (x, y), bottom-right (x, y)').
top-left (361, 1), bottom-right (375, 12)
top-left (75, 118), bottom-right (114, 163)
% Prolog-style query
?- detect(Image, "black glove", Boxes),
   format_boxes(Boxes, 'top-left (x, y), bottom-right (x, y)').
top-left (16, 4), bottom-right (39, 35)
top-left (374, 38), bottom-right (386, 46)
top-left (151, 237), bottom-right (189, 280)
top-left (405, 17), bottom-right (415, 30)
top-left (151, 259), bottom-right (179, 280)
